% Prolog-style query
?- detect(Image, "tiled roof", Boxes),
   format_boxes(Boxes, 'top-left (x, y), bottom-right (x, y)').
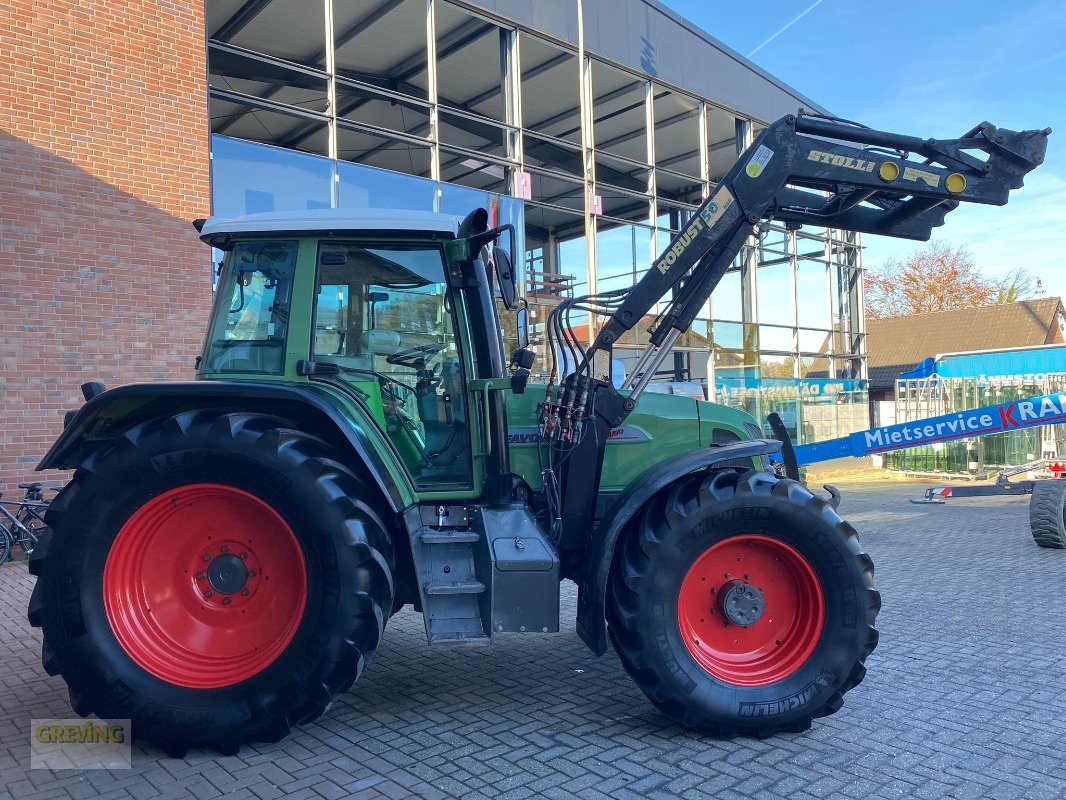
top-left (865, 298), bottom-right (1065, 391)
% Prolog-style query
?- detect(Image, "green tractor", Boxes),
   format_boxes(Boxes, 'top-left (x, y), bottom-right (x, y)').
top-left (28, 113), bottom-right (1047, 754)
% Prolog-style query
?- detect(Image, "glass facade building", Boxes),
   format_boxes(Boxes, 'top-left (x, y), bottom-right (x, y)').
top-left (205, 0), bottom-right (868, 445)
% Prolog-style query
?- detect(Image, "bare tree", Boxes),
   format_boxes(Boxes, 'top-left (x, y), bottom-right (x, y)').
top-left (993, 268), bottom-right (1041, 304)
top-left (864, 242), bottom-right (1034, 318)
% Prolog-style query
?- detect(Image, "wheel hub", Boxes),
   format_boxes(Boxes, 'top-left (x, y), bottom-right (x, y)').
top-left (677, 534), bottom-right (825, 686)
top-left (718, 579), bottom-right (765, 627)
top-left (208, 553), bottom-right (249, 595)
top-left (102, 484), bottom-right (307, 689)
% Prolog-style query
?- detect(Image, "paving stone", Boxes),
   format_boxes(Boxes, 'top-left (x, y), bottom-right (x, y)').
top-left (1, 481), bottom-right (1064, 799)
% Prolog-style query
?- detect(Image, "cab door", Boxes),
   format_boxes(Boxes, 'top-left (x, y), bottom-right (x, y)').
top-left (312, 239), bottom-right (475, 492)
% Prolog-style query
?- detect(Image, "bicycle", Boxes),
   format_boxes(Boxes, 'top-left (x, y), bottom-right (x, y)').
top-left (1, 482), bottom-right (53, 563)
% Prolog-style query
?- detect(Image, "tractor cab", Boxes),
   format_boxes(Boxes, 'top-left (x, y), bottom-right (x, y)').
top-left (197, 208), bottom-right (524, 492)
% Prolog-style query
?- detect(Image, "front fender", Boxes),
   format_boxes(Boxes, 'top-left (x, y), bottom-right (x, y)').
top-left (576, 439), bottom-right (782, 655)
top-left (38, 381), bottom-right (415, 511)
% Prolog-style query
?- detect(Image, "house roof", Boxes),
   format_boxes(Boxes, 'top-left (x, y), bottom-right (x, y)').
top-left (865, 298), bottom-right (1066, 392)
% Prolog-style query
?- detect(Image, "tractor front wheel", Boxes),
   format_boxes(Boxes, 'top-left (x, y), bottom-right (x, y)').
top-left (608, 469), bottom-right (879, 737)
top-left (28, 410), bottom-right (394, 755)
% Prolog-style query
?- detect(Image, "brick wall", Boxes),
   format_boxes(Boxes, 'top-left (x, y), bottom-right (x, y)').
top-left (0, 1), bottom-right (210, 491)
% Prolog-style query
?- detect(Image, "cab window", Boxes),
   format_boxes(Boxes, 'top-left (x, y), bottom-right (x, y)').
top-left (203, 240), bottom-right (298, 375)
top-left (314, 241), bottom-right (471, 489)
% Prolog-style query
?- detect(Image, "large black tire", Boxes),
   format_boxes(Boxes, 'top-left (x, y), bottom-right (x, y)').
top-left (1029, 479), bottom-right (1066, 549)
top-left (28, 410), bottom-right (394, 755)
top-left (608, 469), bottom-right (879, 737)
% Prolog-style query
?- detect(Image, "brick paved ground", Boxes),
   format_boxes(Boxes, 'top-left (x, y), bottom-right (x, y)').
top-left (1, 478), bottom-right (1063, 800)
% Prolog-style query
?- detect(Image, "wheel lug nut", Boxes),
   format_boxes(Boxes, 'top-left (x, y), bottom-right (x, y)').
top-left (203, 553), bottom-right (212, 561)
top-left (223, 597), bottom-right (232, 605)
top-left (205, 590), bottom-right (214, 598)
top-left (240, 551), bottom-right (249, 559)
top-left (196, 572), bottom-right (207, 580)
top-left (744, 573), bottom-right (751, 580)
top-left (241, 589), bottom-right (250, 596)
top-left (248, 570), bottom-right (257, 577)
top-left (221, 544), bottom-right (230, 553)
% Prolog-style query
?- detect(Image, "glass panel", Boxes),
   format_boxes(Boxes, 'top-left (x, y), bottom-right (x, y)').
top-left (337, 124), bottom-right (433, 178)
top-left (759, 324), bottom-right (796, 353)
top-left (211, 135), bottom-right (333, 217)
top-left (438, 109), bottom-right (509, 161)
top-left (796, 259), bottom-right (831, 329)
top-left (314, 241), bottom-right (472, 488)
top-left (209, 95), bottom-right (330, 156)
top-left (524, 202), bottom-right (584, 305)
top-left (203, 240), bottom-right (299, 375)
top-left (208, 46), bottom-right (329, 114)
top-left (335, 81), bottom-right (432, 140)
top-left (595, 150), bottom-right (649, 196)
top-left (439, 146), bottom-right (508, 193)
top-left (653, 87), bottom-right (700, 172)
top-left (435, 2), bottom-right (508, 124)
top-left (599, 187), bottom-right (651, 225)
top-left (558, 234), bottom-right (588, 295)
top-left (711, 268), bottom-right (743, 322)
top-left (210, 0), bottom-right (325, 68)
top-left (711, 320), bottom-right (745, 350)
top-left (798, 327), bottom-right (833, 354)
top-left (596, 222), bottom-right (652, 283)
top-left (591, 59), bottom-right (647, 163)
top-left (524, 130), bottom-right (583, 174)
top-left (757, 261), bottom-right (795, 326)
top-left (527, 167), bottom-right (584, 210)
top-left (520, 34), bottom-right (581, 146)
top-left (333, 0), bottom-right (429, 99)
top-left (707, 105), bottom-right (740, 184)
top-left (336, 159), bottom-right (436, 212)
top-left (655, 169), bottom-right (703, 207)
top-left (799, 354), bottom-right (833, 378)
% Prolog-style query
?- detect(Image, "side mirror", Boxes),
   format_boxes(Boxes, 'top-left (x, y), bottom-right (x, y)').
top-left (493, 245), bottom-right (518, 310)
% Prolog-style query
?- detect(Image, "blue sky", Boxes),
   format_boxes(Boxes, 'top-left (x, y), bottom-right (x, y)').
top-left (663, 0), bottom-right (1066, 302)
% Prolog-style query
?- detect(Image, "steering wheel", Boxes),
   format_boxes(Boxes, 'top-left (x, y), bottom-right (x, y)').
top-left (385, 343), bottom-right (446, 369)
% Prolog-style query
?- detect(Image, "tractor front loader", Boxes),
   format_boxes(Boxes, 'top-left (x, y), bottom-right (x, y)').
top-left (28, 113), bottom-right (1048, 754)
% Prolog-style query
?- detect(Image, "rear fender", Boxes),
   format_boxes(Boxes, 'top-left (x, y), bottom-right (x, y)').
top-left (575, 439), bottom-right (782, 655)
top-left (37, 381), bottom-right (414, 512)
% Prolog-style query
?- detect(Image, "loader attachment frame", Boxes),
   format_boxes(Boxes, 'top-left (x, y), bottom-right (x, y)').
top-left (537, 111), bottom-right (1049, 554)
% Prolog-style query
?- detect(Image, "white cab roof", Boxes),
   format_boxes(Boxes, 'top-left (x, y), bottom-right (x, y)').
top-left (198, 208), bottom-right (462, 240)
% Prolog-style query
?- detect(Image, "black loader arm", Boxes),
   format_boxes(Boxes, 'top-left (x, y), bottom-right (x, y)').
top-left (538, 111), bottom-right (1049, 652)
top-left (596, 114), bottom-right (1049, 360)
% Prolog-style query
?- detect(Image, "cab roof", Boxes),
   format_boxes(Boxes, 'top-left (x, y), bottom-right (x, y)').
top-left (197, 208), bottom-right (462, 244)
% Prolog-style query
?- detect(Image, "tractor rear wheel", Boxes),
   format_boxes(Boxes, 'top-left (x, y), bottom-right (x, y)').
top-left (608, 469), bottom-right (879, 737)
top-left (1029, 479), bottom-right (1066, 548)
top-left (28, 410), bottom-right (394, 755)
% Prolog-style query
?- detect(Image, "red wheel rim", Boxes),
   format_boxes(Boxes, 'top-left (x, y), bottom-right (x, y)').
top-left (103, 484), bottom-right (307, 689)
top-left (677, 535), bottom-right (824, 686)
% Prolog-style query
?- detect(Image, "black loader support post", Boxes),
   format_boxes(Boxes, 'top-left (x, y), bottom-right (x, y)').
top-left (536, 110), bottom-right (1049, 577)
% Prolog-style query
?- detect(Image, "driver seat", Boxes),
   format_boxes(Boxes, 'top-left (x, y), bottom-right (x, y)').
top-left (359, 329), bottom-right (402, 358)
top-left (322, 329), bottom-right (401, 371)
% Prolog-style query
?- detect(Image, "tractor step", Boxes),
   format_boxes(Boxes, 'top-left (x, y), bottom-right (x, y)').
top-left (408, 507), bottom-right (492, 647)
top-left (425, 619), bottom-right (490, 646)
top-left (424, 580), bottom-right (485, 595)
top-left (420, 529), bottom-right (480, 544)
